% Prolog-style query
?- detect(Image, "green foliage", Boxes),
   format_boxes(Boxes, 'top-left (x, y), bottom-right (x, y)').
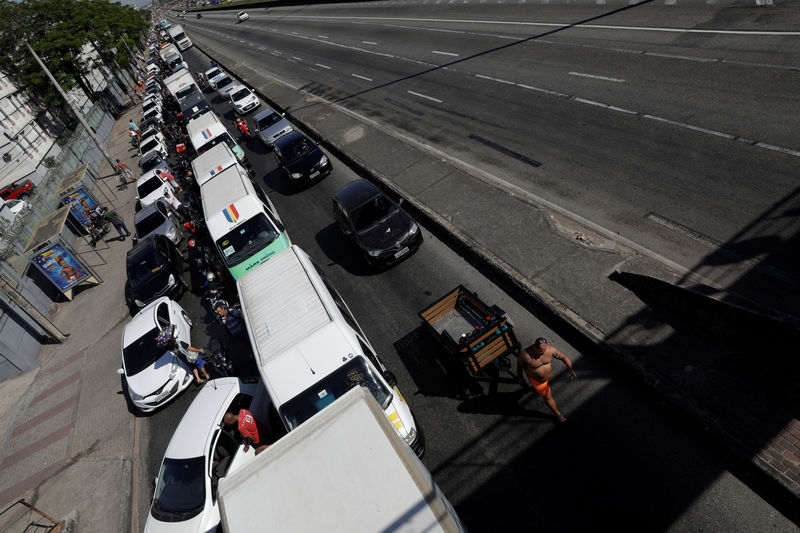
top-left (0, 0), bottom-right (147, 108)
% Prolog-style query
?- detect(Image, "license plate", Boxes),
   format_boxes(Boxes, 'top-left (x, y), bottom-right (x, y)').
top-left (394, 247), bottom-right (410, 259)
top-left (309, 171), bottom-right (320, 179)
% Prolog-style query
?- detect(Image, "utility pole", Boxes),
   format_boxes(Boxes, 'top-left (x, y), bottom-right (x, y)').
top-left (25, 42), bottom-right (118, 174)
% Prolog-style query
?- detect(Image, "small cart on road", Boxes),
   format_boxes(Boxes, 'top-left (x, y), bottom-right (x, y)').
top-left (418, 285), bottom-right (520, 393)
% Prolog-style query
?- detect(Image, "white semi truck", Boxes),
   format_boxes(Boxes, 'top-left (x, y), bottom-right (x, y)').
top-left (167, 24), bottom-right (192, 50)
top-left (218, 387), bottom-right (466, 532)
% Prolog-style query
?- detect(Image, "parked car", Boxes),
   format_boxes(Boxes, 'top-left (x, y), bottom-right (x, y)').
top-left (117, 297), bottom-right (194, 412)
top-left (145, 377), bottom-right (273, 532)
top-left (214, 75), bottom-right (237, 98)
top-left (0, 179), bottom-right (34, 201)
top-left (125, 234), bottom-right (186, 309)
top-left (140, 127), bottom-right (166, 146)
top-left (204, 67), bottom-right (226, 90)
top-left (0, 198), bottom-right (28, 226)
top-left (142, 107), bottom-right (163, 124)
top-left (253, 107), bottom-right (292, 149)
top-left (136, 172), bottom-right (176, 212)
top-left (273, 130), bottom-right (331, 187)
top-left (141, 116), bottom-right (163, 132)
top-left (133, 199), bottom-right (182, 245)
top-left (142, 100), bottom-right (162, 115)
top-left (229, 85), bottom-right (260, 114)
top-left (332, 179), bottom-right (423, 266)
top-left (237, 10), bottom-right (249, 21)
top-left (138, 137), bottom-right (168, 160)
top-left (139, 151), bottom-right (170, 178)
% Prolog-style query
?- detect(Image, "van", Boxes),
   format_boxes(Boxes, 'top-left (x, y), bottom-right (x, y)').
top-left (201, 165), bottom-right (289, 280)
top-left (237, 245), bottom-right (424, 456)
top-left (186, 111), bottom-right (248, 166)
top-left (191, 143), bottom-right (241, 187)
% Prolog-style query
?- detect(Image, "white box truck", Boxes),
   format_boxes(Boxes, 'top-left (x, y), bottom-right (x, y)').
top-left (163, 69), bottom-right (196, 102)
top-left (158, 43), bottom-right (181, 63)
top-left (167, 24), bottom-right (192, 50)
top-left (218, 387), bottom-right (466, 533)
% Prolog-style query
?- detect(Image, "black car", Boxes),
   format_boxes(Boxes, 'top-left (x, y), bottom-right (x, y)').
top-left (140, 116), bottom-right (163, 133)
top-left (273, 131), bottom-right (331, 187)
top-left (332, 179), bottom-right (423, 267)
top-left (125, 234), bottom-right (186, 309)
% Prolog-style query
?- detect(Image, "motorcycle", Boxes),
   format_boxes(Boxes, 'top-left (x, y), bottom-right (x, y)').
top-left (205, 338), bottom-right (234, 378)
top-left (234, 117), bottom-right (252, 139)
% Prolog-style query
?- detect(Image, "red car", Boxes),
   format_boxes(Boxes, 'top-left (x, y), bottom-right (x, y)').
top-left (0, 179), bottom-right (34, 201)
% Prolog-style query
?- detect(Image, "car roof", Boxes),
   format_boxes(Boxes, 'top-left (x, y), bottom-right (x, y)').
top-left (126, 234), bottom-right (159, 258)
top-left (253, 107), bottom-right (278, 121)
top-left (334, 179), bottom-right (382, 210)
top-left (274, 130), bottom-right (306, 149)
top-left (229, 84), bottom-right (247, 96)
top-left (134, 198), bottom-right (167, 223)
top-left (164, 378), bottom-right (242, 458)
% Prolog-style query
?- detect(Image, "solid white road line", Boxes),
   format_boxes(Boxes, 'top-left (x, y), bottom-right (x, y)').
top-left (407, 90), bottom-right (443, 103)
top-left (569, 71), bottom-right (625, 82)
top-left (352, 73), bottom-right (373, 81)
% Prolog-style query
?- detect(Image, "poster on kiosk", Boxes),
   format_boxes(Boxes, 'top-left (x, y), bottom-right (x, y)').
top-left (24, 205), bottom-right (101, 300)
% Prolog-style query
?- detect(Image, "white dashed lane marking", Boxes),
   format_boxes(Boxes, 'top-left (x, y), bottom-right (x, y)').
top-left (352, 73), bottom-right (373, 81)
top-left (569, 71), bottom-right (625, 83)
top-left (432, 50), bottom-right (459, 57)
top-left (407, 90), bottom-right (443, 103)
top-left (316, 63), bottom-right (332, 69)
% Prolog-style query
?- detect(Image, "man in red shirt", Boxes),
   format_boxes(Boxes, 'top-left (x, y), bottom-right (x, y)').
top-left (223, 409), bottom-right (270, 455)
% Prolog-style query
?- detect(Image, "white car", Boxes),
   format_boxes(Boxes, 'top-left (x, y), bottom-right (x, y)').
top-left (214, 75), bottom-right (237, 98)
top-left (117, 297), bottom-right (194, 413)
top-left (138, 137), bottom-right (169, 160)
top-left (204, 67), bottom-right (227, 90)
top-left (237, 11), bottom-right (249, 22)
top-left (0, 198), bottom-right (28, 225)
top-left (145, 377), bottom-right (274, 532)
top-left (229, 84), bottom-right (260, 114)
top-left (136, 170), bottom-right (176, 210)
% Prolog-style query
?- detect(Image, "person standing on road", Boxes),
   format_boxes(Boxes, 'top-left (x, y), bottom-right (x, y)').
top-left (223, 410), bottom-right (271, 455)
top-left (216, 304), bottom-right (247, 343)
top-left (163, 191), bottom-right (187, 222)
top-left (517, 337), bottom-right (576, 423)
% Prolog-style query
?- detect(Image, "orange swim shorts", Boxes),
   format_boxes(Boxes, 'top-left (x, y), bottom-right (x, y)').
top-left (528, 376), bottom-right (551, 397)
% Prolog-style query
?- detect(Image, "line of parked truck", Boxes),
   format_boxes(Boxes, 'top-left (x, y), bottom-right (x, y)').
top-left (121, 21), bottom-right (463, 533)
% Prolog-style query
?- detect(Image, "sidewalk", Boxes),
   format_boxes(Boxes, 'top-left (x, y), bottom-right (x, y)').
top-left (0, 102), bottom-right (142, 531)
top-left (192, 40), bottom-right (800, 505)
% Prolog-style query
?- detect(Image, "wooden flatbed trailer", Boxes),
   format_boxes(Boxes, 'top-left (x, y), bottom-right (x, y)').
top-left (419, 285), bottom-right (520, 390)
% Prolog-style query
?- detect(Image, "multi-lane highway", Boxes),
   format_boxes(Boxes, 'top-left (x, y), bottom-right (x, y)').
top-left (134, 4), bottom-right (800, 531)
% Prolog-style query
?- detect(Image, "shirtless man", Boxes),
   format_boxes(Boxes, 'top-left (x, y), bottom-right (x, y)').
top-left (517, 337), bottom-right (576, 423)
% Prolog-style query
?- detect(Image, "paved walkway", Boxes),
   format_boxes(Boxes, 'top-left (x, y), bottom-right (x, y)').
top-left (0, 102), bottom-right (142, 532)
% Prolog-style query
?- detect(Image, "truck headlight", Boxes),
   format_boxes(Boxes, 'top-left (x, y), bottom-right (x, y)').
top-left (403, 427), bottom-right (417, 446)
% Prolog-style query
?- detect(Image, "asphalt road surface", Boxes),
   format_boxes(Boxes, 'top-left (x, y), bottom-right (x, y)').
top-left (135, 5), bottom-right (800, 532)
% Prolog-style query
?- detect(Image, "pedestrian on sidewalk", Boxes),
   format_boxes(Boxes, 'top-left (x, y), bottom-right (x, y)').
top-left (517, 337), bottom-right (576, 423)
top-left (128, 120), bottom-right (140, 137)
top-left (116, 159), bottom-right (134, 181)
top-left (99, 206), bottom-right (131, 240)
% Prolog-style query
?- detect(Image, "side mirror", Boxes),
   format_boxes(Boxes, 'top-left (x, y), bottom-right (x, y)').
top-left (116, 368), bottom-right (125, 375)
top-left (382, 371), bottom-right (397, 388)
top-left (132, 237), bottom-right (138, 245)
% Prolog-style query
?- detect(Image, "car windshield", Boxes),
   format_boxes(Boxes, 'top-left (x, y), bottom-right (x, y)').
top-left (151, 457), bottom-right (205, 521)
top-left (231, 88), bottom-right (250, 101)
top-left (215, 213), bottom-right (279, 267)
top-left (127, 245), bottom-right (165, 286)
top-left (196, 133), bottom-right (236, 156)
top-left (140, 140), bottom-right (159, 153)
top-left (352, 195), bottom-right (398, 232)
top-left (175, 85), bottom-right (197, 101)
top-left (216, 76), bottom-right (233, 88)
top-left (206, 68), bottom-right (221, 79)
top-left (173, 32), bottom-right (186, 40)
top-left (141, 129), bottom-right (159, 141)
top-left (137, 177), bottom-right (164, 199)
top-left (280, 357), bottom-right (391, 430)
top-left (143, 102), bottom-right (158, 112)
top-left (140, 156), bottom-right (163, 174)
top-left (136, 211), bottom-right (167, 238)
top-left (256, 112), bottom-right (281, 129)
top-left (123, 326), bottom-right (165, 375)
top-left (281, 137), bottom-right (315, 163)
